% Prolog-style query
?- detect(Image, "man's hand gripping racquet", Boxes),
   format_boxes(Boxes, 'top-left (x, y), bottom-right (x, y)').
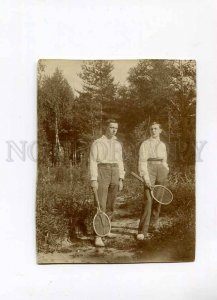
top-left (130, 171), bottom-right (173, 205)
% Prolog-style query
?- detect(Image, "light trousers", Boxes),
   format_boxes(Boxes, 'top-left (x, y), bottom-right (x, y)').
top-left (138, 163), bottom-right (169, 234)
top-left (97, 164), bottom-right (119, 220)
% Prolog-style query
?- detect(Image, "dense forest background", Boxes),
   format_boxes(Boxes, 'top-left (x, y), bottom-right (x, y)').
top-left (37, 60), bottom-right (196, 255)
top-left (38, 59), bottom-right (196, 169)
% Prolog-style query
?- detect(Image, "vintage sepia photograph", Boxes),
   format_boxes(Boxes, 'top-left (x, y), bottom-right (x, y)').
top-left (37, 59), bottom-right (196, 263)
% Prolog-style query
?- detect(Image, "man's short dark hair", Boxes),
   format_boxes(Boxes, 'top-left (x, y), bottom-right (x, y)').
top-left (105, 119), bottom-right (118, 127)
top-left (103, 119), bottom-right (118, 132)
top-left (150, 121), bottom-right (162, 129)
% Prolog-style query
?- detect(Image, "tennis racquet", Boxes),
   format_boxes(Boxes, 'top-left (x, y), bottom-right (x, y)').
top-left (92, 189), bottom-right (111, 237)
top-left (130, 171), bottom-right (173, 205)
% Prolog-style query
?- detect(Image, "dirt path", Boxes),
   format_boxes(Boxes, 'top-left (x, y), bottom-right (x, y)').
top-left (38, 196), bottom-right (192, 264)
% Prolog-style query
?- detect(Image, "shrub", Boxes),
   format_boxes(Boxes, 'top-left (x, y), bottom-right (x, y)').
top-left (36, 164), bottom-right (195, 254)
top-left (36, 165), bottom-right (94, 252)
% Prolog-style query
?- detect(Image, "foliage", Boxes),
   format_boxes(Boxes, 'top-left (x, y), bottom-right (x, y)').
top-left (123, 166), bottom-right (195, 260)
top-left (78, 60), bottom-right (117, 136)
top-left (78, 60), bottom-right (116, 103)
top-left (126, 60), bottom-right (172, 124)
top-left (167, 60), bottom-right (196, 163)
top-left (36, 163), bottom-right (195, 253)
top-left (38, 67), bottom-right (76, 166)
top-left (37, 59), bottom-right (196, 166)
top-left (36, 60), bottom-right (196, 254)
top-left (38, 67), bottom-right (75, 137)
top-left (36, 166), bottom-right (95, 252)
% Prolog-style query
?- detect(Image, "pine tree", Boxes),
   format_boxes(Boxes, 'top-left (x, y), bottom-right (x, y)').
top-left (78, 60), bottom-right (116, 136)
top-left (38, 67), bottom-right (75, 165)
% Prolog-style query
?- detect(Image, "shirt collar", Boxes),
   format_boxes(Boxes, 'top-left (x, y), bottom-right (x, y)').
top-left (102, 135), bottom-right (117, 140)
top-left (149, 137), bottom-right (160, 142)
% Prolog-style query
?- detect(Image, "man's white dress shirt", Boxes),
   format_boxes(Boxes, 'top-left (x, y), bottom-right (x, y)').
top-left (90, 135), bottom-right (125, 181)
top-left (138, 137), bottom-right (169, 184)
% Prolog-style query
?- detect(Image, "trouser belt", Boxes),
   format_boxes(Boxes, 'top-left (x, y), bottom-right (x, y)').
top-left (98, 163), bottom-right (118, 167)
top-left (147, 158), bottom-right (163, 164)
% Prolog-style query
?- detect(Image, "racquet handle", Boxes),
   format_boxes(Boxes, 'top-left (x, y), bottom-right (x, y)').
top-left (130, 171), bottom-right (144, 182)
top-left (93, 189), bottom-right (101, 210)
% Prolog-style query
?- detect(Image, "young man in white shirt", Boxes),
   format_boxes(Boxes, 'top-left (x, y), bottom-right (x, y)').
top-left (89, 119), bottom-right (125, 247)
top-left (137, 122), bottom-right (169, 240)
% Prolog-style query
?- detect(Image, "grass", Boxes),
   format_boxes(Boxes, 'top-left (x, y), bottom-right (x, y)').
top-left (36, 164), bottom-right (94, 252)
top-left (36, 163), bottom-right (195, 256)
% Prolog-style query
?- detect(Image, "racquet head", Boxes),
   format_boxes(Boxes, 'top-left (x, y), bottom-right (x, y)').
top-left (93, 211), bottom-right (111, 237)
top-left (151, 185), bottom-right (173, 205)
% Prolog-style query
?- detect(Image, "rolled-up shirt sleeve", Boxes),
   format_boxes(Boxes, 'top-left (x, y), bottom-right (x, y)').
top-left (138, 142), bottom-right (150, 183)
top-left (89, 142), bottom-right (98, 180)
top-left (162, 143), bottom-right (169, 171)
top-left (117, 147), bottom-right (125, 179)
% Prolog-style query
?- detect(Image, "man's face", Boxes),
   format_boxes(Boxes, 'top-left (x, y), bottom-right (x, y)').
top-left (150, 124), bottom-right (162, 139)
top-left (106, 122), bottom-right (118, 138)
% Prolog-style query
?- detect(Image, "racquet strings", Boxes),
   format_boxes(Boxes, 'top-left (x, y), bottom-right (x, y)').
top-left (152, 186), bottom-right (172, 204)
top-left (94, 213), bottom-right (110, 236)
